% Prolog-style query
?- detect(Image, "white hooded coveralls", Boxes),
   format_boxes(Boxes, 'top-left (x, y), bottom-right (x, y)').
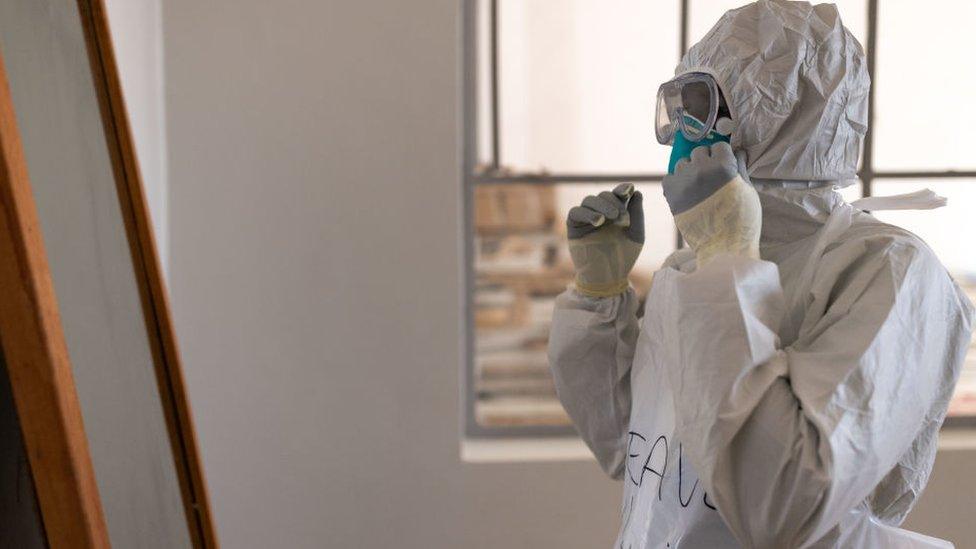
top-left (548, 2), bottom-right (975, 547)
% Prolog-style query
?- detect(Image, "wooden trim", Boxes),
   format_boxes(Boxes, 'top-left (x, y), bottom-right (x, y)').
top-left (76, 1), bottom-right (220, 547)
top-left (0, 42), bottom-right (110, 549)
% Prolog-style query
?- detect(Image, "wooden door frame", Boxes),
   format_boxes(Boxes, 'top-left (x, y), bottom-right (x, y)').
top-left (0, 1), bottom-right (218, 546)
top-left (0, 41), bottom-right (110, 549)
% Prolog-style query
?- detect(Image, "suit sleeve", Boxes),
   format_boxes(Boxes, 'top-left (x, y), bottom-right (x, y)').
top-left (654, 238), bottom-right (974, 548)
top-left (548, 287), bottom-right (640, 479)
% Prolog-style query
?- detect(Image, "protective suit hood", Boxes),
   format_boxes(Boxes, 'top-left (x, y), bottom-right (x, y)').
top-left (676, 0), bottom-right (869, 183)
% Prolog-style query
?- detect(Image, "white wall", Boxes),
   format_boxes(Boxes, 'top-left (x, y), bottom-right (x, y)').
top-left (904, 444), bottom-right (976, 546)
top-left (105, 0), bottom-right (167, 270)
top-left (162, 2), bottom-right (621, 547)
top-left (158, 1), bottom-right (976, 548)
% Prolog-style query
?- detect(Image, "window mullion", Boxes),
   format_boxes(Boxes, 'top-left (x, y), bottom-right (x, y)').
top-left (860, 0), bottom-right (879, 197)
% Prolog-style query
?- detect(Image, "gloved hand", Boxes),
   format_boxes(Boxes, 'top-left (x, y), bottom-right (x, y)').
top-left (663, 141), bottom-right (761, 267)
top-left (566, 183), bottom-right (644, 297)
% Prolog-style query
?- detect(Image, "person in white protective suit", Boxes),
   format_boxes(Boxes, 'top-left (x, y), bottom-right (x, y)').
top-left (548, 1), bottom-right (975, 548)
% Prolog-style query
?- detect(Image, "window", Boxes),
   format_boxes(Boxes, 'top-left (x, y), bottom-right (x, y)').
top-left (463, 0), bottom-right (976, 437)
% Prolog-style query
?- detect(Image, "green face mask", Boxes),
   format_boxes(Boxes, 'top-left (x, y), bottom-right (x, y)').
top-left (667, 116), bottom-right (731, 174)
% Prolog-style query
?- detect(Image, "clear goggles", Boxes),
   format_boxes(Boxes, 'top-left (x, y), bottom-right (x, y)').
top-left (655, 72), bottom-right (725, 145)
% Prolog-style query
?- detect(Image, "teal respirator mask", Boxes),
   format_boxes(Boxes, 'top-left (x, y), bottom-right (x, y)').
top-left (655, 72), bottom-right (734, 173)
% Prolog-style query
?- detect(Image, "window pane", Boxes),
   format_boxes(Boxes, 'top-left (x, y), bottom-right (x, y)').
top-left (473, 183), bottom-right (675, 427)
top-left (689, 0), bottom-right (867, 50)
top-left (874, 2), bottom-right (976, 171)
top-left (871, 179), bottom-right (976, 417)
top-left (497, 1), bottom-right (679, 174)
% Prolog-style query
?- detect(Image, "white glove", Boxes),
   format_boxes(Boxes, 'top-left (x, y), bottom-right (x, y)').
top-left (663, 142), bottom-right (761, 267)
top-left (566, 183), bottom-right (644, 297)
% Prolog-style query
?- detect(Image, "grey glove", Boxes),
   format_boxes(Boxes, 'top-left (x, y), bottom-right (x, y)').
top-left (662, 142), bottom-right (761, 267)
top-left (566, 183), bottom-right (644, 297)
top-left (663, 141), bottom-right (741, 215)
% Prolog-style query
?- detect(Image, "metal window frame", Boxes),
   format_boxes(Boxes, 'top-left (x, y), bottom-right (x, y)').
top-left (463, 0), bottom-right (976, 438)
